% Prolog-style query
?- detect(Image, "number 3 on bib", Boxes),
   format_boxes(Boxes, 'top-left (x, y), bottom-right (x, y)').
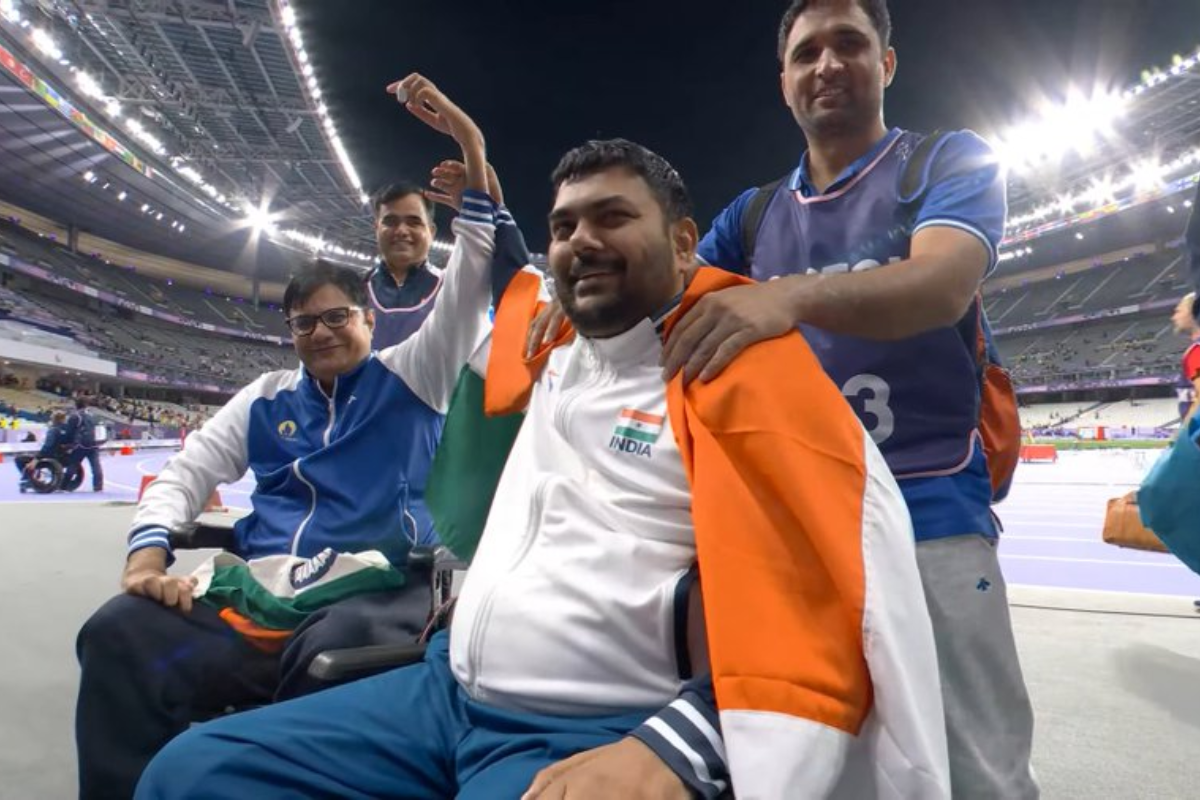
top-left (841, 373), bottom-right (895, 444)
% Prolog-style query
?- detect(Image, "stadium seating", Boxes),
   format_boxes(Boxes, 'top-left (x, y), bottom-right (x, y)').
top-left (2, 227), bottom-right (296, 391)
top-left (985, 242), bottom-right (1191, 387)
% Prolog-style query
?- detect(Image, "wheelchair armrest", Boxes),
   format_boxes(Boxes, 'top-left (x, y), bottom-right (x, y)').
top-left (307, 642), bottom-right (428, 682)
top-left (168, 522), bottom-right (236, 551)
top-left (407, 545), bottom-right (437, 574)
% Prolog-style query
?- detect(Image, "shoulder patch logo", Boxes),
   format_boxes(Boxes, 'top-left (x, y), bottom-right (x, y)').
top-left (609, 407), bottom-right (663, 458)
top-left (277, 420), bottom-right (298, 438)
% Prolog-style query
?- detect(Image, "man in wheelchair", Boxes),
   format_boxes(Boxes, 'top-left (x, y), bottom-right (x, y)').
top-left (75, 77), bottom-right (509, 800)
top-left (136, 137), bottom-right (950, 798)
top-left (15, 410), bottom-right (88, 494)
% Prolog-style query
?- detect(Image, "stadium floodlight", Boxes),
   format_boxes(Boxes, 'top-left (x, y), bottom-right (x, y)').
top-left (997, 89), bottom-right (1126, 174)
top-left (30, 27), bottom-right (63, 61)
top-left (1131, 159), bottom-right (1165, 195)
top-left (75, 70), bottom-right (104, 100)
top-left (1086, 175), bottom-right (1116, 206)
top-left (244, 201), bottom-right (278, 236)
top-left (117, 191), bottom-right (127, 201)
top-left (82, 170), bottom-right (95, 182)
top-left (1167, 206), bottom-right (1176, 214)
top-left (1, 0), bottom-right (20, 24)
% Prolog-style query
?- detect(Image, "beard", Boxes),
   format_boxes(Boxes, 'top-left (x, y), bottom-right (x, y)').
top-left (554, 252), bottom-right (630, 337)
top-left (554, 238), bottom-right (679, 339)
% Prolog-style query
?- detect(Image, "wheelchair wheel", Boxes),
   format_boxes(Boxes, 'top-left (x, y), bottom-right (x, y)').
top-left (60, 465), bottom-right (85, 492)
top-left (27, 458), bottom-right (64, 494)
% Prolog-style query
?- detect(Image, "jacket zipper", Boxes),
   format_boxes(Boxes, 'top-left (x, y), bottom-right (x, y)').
top-left (290, 377), bottom-right (339, 555)
top-left (466, 476), bottom-right (549, 692)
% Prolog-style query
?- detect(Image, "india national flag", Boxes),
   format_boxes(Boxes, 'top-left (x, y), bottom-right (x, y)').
top-left (614, 408), bottom-right (664, 444)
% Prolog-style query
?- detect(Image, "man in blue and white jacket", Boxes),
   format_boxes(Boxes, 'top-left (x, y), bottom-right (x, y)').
top-left (74, 73), bottom-right (502, 800)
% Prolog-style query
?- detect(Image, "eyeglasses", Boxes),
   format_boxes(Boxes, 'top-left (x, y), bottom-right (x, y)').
top-left (284, 306), bottom-right (363, 336)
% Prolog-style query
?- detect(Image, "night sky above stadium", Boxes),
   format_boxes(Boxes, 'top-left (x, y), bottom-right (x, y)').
top-left (302, 0), bottom-right (1198, 246)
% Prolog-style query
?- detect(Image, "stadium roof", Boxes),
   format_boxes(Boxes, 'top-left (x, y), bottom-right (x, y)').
top-left (0, 0), bottom-right (1197, 281)
top-left (0, 0), bottom-right (380, 280)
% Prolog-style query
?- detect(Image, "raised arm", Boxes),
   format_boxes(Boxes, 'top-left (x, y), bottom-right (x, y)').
top-left (377, 74), bottom-right (499, 412)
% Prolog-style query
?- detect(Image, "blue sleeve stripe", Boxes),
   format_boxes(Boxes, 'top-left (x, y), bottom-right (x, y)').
top-left (635, 716), bottom-right (728, 796)
top-left (461, 190), bottom-right (495, 210)
top-left (913, 217), bottom-right (998, 269)
top-left (127, 534), bottom-right (170, 554)
top-left (670, 695), bottom-right (725, 761)
top-left (128, 526), bottom-right (170, 546)
top-left (655, 702), bottom-right (727, 770)
top-left (458, 208), bottom-right (494, 225)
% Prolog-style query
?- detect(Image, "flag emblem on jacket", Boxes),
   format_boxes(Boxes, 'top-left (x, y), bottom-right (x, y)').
top-left (610, 408), bottom-right (663, 457)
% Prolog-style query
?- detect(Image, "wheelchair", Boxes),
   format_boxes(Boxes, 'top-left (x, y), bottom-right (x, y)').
top-left (18, 454), bottom-right (86, 494)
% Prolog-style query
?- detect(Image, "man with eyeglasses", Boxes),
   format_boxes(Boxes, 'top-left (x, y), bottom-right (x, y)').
top-left (73, 73), bottom-right (505, 800)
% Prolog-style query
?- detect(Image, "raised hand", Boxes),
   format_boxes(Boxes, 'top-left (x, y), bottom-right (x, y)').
top-left (386, 73), bottom-right (483, 152)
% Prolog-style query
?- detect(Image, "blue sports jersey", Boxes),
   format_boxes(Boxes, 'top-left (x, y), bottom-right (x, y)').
top-left (367, 261), bottom-right (443, 349)
top-left (698, 128), bottom-right (1006, 541)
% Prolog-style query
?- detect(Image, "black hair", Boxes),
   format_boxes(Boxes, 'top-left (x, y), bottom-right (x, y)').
top-left (550, 138), bottom-right (693, 223)
top-left (778, 0), bottom-right (892, 60)
top-left (369, 181), bottom-right (434, 222)
top-left (283, 258), bottom-right (370, 315)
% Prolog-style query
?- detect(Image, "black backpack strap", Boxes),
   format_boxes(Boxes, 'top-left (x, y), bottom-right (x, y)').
top-left (739, 176), bottom-right (786, 268)
top-left (897, 130), bottom-right (951, 204)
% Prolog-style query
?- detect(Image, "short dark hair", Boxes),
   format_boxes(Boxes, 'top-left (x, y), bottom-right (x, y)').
top-left (370, 181), bottom-right (434, 223)
top-left (74, 397), bottom-right (88, 410)
top-left (550, 138), bottom-right (693, 223)
top-left (283, 259), bottom-right (370, 315)
top-left (778, 0), bottom-right (892, 61)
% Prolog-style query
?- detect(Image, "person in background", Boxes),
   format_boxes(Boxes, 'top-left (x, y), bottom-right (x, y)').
top-left (1173, 293), bottom-right (1199, 424)
top-left (15, 410), bottom-right (68, 493)
top-left (365, 180), bottom-right (445, 348)
top-left (66, 396), bottom-right (103, 492)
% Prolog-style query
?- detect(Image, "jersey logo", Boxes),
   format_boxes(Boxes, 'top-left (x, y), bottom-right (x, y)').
top-left (609, 407), bottom-right (662, 458)
top-left (290, 547), bottom-right (338, 590)
top-left (277, 420), bottom-right (298, 438)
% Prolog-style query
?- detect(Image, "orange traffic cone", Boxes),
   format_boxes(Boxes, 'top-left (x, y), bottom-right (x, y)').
top-left (138, 474), bottom-right (156, 500)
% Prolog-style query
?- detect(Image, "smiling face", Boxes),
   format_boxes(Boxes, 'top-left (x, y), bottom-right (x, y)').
top-left (547, 167), bottom-right (690, 339)
top-left (779, 0), bottom-right (895, 140)
top-left (375, 193), bottom-right (434, 274)
top-left (288, 283), bottom-right (375, 386)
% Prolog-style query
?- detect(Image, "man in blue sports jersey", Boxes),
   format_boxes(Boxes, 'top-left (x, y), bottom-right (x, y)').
top-left (365, 180), bottom-right (445, 348)
top-left (659, 1), bottom-right (1038, 797)
top-left (366, 161), bottom-right (504, 349)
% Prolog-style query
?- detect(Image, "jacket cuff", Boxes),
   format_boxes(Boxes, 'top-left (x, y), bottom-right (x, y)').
top-left (459, 189), bottom-right (497, 225)
top-left (127, 525), bottom-right (175, 566)
top-left (630, 690), bottom-right (728, 799)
